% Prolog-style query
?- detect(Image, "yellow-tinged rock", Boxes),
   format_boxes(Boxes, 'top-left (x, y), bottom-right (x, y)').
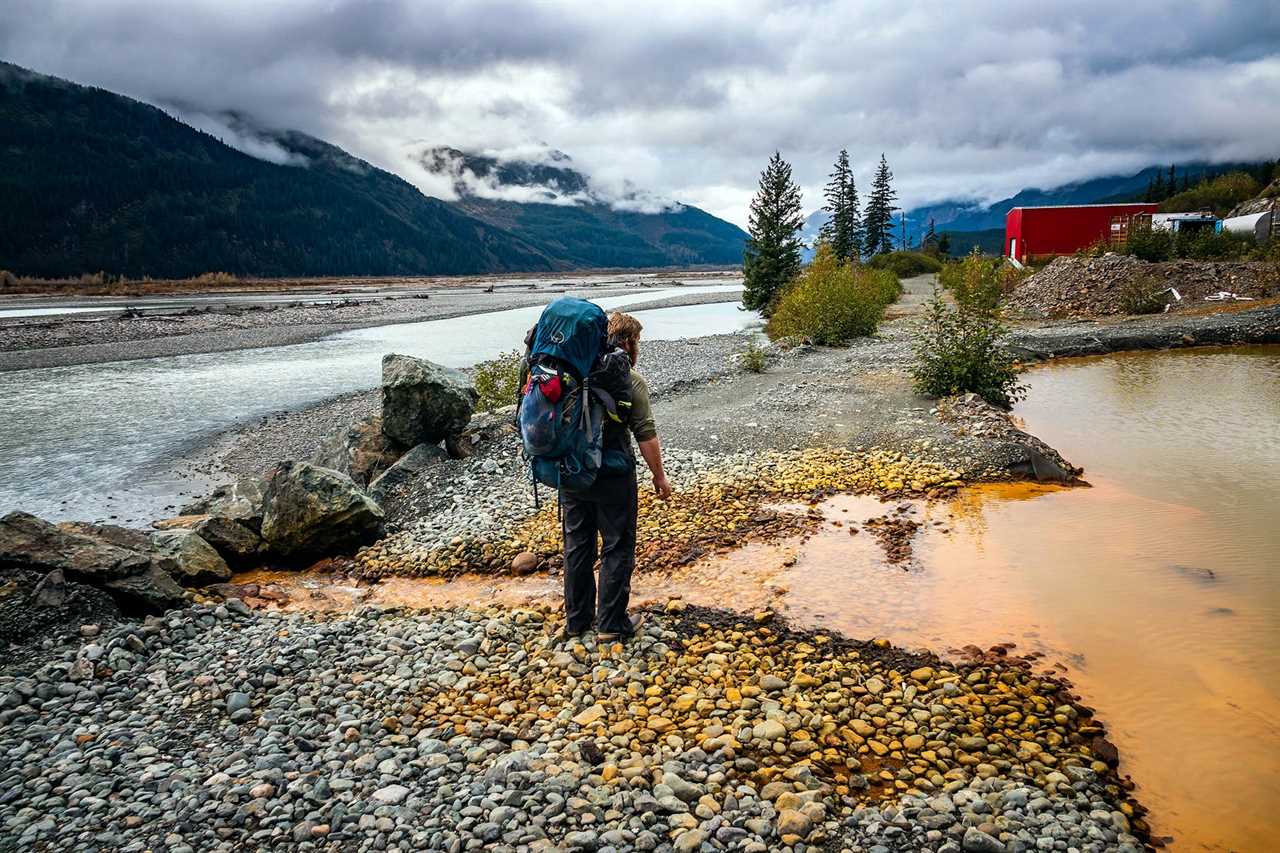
top-left (573, 704), bottom-right (606, 726)
top-left (647, 716), bottom-right (676, 733)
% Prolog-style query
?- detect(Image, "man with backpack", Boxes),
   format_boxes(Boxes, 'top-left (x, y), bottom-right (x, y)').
top-left (518, 303), bottom-right (671, 643)
top-left (561, 311), bottom-right (671, 642)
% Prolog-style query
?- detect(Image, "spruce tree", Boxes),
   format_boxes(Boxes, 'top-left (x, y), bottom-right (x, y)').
top-left (818, 149), bottom-right (861, 263)
top-left (742, 151), bottom-right (804, 315)
top-left (1150, 169), bottom-right (1166, 201)
top-left (862, 154), bottom-right (898, 257)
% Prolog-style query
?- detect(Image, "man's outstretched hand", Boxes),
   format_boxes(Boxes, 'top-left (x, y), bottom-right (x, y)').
top-left (652, 474), bottom-right (672, 501)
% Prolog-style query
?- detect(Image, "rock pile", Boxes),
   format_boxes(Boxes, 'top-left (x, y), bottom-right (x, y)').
top-left (311, 414), bottom-right (405, 488)
top-left (1005, 255), bottom-right (1279, 318)
top-left (308, 355), bottom-right (481, 488)
top-left (0, 602), bottom-right (1148, 852)
top-left (935, 395), bottom-right (1080, 483)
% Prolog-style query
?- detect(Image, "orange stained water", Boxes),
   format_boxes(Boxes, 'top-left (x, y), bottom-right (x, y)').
top-left (776, 346), bottom-right (1280, 852)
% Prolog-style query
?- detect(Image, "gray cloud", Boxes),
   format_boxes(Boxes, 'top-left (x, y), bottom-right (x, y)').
top-left (2, 0), bottom-right (1277, 226)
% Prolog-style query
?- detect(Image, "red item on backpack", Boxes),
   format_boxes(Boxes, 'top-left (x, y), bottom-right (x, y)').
top-left (538, 374), bottom-right (563, 404)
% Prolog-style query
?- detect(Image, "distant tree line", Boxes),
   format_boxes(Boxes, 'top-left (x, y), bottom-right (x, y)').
top-left (1143, 160), bottom-right (1278, 204)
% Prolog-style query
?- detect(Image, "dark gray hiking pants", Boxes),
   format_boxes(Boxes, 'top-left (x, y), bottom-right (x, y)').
top-left (561, 474), bottom-right (638, 636)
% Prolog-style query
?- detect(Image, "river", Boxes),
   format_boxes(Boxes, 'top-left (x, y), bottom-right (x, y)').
top-left (0, 286), bottom-right (751, 524)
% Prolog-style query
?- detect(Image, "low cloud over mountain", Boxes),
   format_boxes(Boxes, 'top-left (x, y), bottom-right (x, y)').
top-left (4, 0), bottom-right (1276, 228)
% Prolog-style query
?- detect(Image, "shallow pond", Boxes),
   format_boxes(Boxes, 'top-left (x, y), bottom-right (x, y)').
top-left (0, 286), bottom-right (751, 523)
top-left (784, 346), bottom-right (1280, 851)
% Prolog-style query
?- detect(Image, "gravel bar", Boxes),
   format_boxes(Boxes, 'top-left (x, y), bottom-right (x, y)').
top-left (0, 601), bottom-right (1147, 852)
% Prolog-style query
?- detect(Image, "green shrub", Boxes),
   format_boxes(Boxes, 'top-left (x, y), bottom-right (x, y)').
top-left (1122, 224), bottom-right (1174, 261)
top-left (1122, 222), bottom-right (1263, 262)
top-left (865, 251), bottom-right (943, 277)
top-left (1175, 228), bottom-right (1255, 260)
top-left (738, 339), bottom-right (767, 372)
top-left (1118, 276), bottom-right (1169, 315)
top-left (911, 286), bottom-right (1025, 409)
top-left (938, 249), bottom-right (1005, 313)
top-left (1160, 172), bottom-right (1261, 217)
top-left (765, 244), bottom-right (899, 345)
top-left (473, 349), bottom-right (524, 412)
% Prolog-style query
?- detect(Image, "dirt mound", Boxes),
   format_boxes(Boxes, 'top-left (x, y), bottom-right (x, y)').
top-left (1005, 255), bottom-right (1279, 318)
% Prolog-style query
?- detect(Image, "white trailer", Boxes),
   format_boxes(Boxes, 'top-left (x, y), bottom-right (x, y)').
top-left (1222, 210), bottom-right (1274, 244)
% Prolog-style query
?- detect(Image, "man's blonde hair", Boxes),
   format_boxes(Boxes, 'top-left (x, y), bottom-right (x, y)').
top-left (608, 311), bottom-right (643, 343)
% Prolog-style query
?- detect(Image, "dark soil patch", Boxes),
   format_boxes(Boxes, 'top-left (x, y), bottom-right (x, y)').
top-left (0, 567), bottom-right (124, 676)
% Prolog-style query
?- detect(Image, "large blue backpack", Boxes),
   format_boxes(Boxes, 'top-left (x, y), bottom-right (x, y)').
top-left (518, 298), bottom-right (609, 493)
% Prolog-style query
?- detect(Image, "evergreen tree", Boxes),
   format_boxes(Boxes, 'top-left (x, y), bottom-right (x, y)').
top-left (818, 148), bottom-right (861, 263)
top-left (1167, 164), bottom-right (1177, 197)
top-left (922, 217), bottom-right (939, 253)
top-left (862, 154), bottom-right (898, 257)
top-left (899, 212), bottom-right (909, 250)
top-left (1150, 170), bottom-right (1166, 201)
top-left (742, 151), bottom-right (804, 315)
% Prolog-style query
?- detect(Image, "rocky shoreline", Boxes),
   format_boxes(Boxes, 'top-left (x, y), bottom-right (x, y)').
top-left (1006, 302), bottom-right (1280, 360)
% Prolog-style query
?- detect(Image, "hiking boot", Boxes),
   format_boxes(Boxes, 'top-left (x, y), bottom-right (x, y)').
top-left (553, 625), bottom-right (589, 645)
top-left (597, 613), bottom-right (645, 643)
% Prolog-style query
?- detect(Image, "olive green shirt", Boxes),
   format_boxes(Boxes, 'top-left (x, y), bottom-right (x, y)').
top-left (628, 369), bottom-right (657, 443)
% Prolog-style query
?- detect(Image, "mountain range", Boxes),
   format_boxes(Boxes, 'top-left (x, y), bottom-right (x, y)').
top-left (0, 61), bottom-right (748, 279)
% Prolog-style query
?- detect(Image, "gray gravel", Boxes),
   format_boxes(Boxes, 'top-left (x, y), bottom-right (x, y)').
top-left (0, 603), bottom-right (1143, 853)
top-left (1005, 302), bottom-right (1280, 359)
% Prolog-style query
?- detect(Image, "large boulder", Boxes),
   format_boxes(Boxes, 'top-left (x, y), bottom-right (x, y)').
top-left (381, 354), bottom-right (478, 447)
top-left (193, 515), bottom-right (264, 567)
top-left (367, 442), bottom-right (449, 502)
top-left (312, 414), bottom-right (404, 487)
top-left (57, 520), bottom-right (154, 553)
top-left (151, 529), bottom-right (232, 584)
top-left (101, 564), bottom-right (187, 614)
top-left (0, 512), bottom-right (187, 614)
top-left (1, 513), bottom-right (150, 581)
top-left (180, 475), bottom-right (266, 532)
top-left (260, 461), bottom-right (385, 559)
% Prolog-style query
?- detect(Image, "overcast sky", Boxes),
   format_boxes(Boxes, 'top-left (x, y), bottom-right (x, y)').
top-left (4, 0), bottom-right (1278, 227)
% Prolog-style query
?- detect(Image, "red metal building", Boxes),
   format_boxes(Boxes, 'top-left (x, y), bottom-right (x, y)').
top-left (1004, 203), bottom-right (1159, 262)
